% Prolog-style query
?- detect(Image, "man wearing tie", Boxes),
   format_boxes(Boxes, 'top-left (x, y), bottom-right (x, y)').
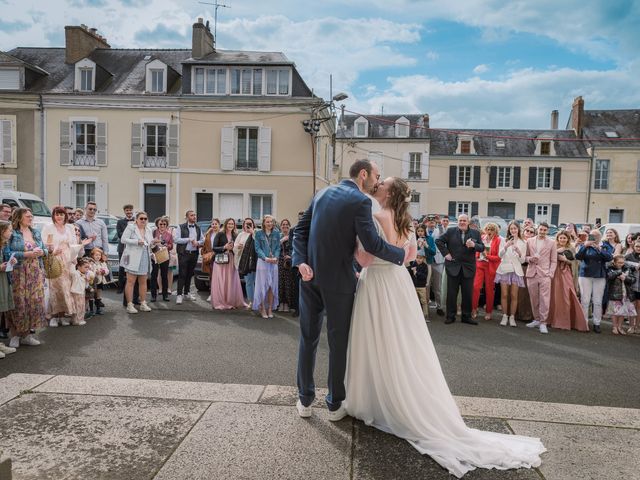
top-left (173, 210), bottom-right (204, 304)
top-left (435, 214), bottom-right (484, 325)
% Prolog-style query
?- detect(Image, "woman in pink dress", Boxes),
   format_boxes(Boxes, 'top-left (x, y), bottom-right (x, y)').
top-left (548, 231), bottom-right (588, 331)
top-left (210, 218), bottom-right (246, 310)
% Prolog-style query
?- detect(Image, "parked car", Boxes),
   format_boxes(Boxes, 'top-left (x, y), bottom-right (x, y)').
top-left (598, 223), bottom-right (640, 242)
top-left (0, 189), bottom-right (52, 231)
top-left (97, 214), bottom-right (121, 278)
top-left (470, 216), bottom-right (508, 235)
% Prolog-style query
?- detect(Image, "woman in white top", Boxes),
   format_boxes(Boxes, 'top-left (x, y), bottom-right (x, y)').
top-left (495, 221), bottom-right (527, 327)
top-left (120, 211), bottom-right (158, 314)
top-left (41, 206), bottom-right (91, 327)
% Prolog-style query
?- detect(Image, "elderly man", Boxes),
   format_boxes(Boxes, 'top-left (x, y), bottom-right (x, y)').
top-left (436, 214), bottom-right (484, 325)
top-left (75, 201), bottom-right (108, 256)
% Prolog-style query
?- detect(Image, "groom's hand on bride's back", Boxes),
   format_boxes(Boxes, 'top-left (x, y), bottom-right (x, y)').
top-left (298, 263), bottom-right (314, 281)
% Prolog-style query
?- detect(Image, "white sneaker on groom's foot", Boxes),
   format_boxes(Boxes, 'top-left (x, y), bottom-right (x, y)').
top-left (296, 399), bottom-right (312, 418)
top-left (328, 404), bottom-right (347, 422)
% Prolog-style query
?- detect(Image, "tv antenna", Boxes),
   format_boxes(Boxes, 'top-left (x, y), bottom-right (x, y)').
top-left (198, 1), bottom-right (230, 40)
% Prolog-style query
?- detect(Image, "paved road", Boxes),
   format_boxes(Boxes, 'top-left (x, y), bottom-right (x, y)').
top-left (1, 289), bottom-right (639, 408)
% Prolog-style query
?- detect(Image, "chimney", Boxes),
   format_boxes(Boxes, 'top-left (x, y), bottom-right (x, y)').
top-left (192, 17), bottom-right (215, 59)
top-left (570, 96), bottom-right (584, 137)
top-left (550, 110), bottom-right (559, 130)
top-left (64, 25), bottom-right (110, 64)
top-left (422, 114), bottom-right (430, 130)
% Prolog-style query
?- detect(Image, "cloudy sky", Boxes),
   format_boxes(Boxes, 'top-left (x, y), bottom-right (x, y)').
top-left (1, 0), bottom-right (638, 128)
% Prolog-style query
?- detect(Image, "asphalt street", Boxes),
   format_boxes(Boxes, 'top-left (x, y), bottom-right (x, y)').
top-left (1, 288), bottom-right (639, 409)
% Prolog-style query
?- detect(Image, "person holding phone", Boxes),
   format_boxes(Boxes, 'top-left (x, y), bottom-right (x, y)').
top-left (575, 229), bottom-right (612, 333)
top-left (234, 218), bottom-right (257, 307)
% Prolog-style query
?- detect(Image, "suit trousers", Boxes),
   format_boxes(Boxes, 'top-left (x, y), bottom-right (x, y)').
top-left (151, 259), bottom-right (169, 297)
top-left (472, 262), bottom-right (497, 314)
top-left (446, 270), bottom-right (474, 321)
top-left (430, 263), bottom-right (443, 307)
top-left (177, 251), bottom-right (199, 295)
top-left (527, 276), bottom-right (552, 324)
top-left (297, 279), bottom-right (353, 411)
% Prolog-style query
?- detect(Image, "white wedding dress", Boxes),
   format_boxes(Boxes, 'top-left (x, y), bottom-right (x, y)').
top-left (344, 223), bottom-right (546, 478)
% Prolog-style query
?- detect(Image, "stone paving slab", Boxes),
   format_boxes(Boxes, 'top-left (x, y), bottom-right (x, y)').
top-left (353, 417), bottom-right (541, 480)
top-left (0, 374), bottom-right (52, 406)
top-left (34, 375), bottom-right (264, 403)
top-left (0, 393), bottom-right (208, 480)
top-left (154, 402), bottom-right (352, 480)
top-left (508, 419), bottom-right (640, 480)
top-left (456, 396), bottom-right (640, 429)
top-left (259, 384), bottom-right (329, 408)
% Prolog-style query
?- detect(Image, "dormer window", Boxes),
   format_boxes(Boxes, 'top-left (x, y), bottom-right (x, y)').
top-left (456, 136), bottom-right (475, 154)
top-left (535, 137), bottom-right (556, 156)
top-left (395, 117), bottom-right (410, 138)
top-left (74, 58), bottom-right (96, 92)
top-left (540, 141), bottom-right (550, 155)
top-left (354, 116), bottom-right (368, 138)
top-left (145, 59), bottom-right (168, 94)
top-left (0, 68), bottom-right (20, 90)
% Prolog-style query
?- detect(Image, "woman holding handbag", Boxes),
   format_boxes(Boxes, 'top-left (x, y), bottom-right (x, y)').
top-left (253, 215), bottom-right (281, 319)
top-left (234, 218), bottom-right (257, 307)
top-left (495, 221), bottom-right (526, 327)
top-left (209, 218), bottom-right (245, 310)
top-left (121, 211), bottom-right (157, 314)
top-left (150, 216), bottom-right (173, 302)
top-left (201, 218), bottom-right (220, 302)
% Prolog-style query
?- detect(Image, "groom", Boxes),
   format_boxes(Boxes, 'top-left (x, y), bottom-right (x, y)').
top-left (293, 159), bottom-right (408, 421)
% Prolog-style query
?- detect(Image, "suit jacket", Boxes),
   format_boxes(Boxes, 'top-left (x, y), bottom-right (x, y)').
top-left (292, 179), bottom-right (404, 294)
top-left (119, 224), bottom-right (154, 271)
top-left (525, 237), bottom-right (557, 278)
top-left (116, 216), bottom-right (134, 255)
top-left (435, 227), bottom-right (484, 278)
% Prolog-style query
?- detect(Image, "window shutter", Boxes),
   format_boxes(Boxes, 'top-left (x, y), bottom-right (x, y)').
top-left (473, 166), bottom-right (481, 188)
top-left (553, 167), bottom-right (561, 190)
top-left (421, 150), bottom-right (429, 180)
top-left (449, 166), bottom-right (457, 188)
top-left (471, 201), bottom-right (479, 217)
top-left (96, 182), bottom-right (108, 214)
top-left (488, 166), bottom-right (497, 188)
top-left (527, 203), bottom-right (535, 220)
top-left (96, 122), bottom-right (107, 167)
top-left (1, 119), bottom-right (15, 165)
top-left (551, 204), bottom-right (560, 226)
top-left (448, 201), bottom-right (456, 217)
top-left (60, 121), bottom-right (71, 166)
top-left (131, 123), bottom-right (142, 168)
top-left (513, 166), bottom-right (521, 189)
top-left (258, 126), bottom-right (272, 172)
top-left (401, 152), bottom-right (409, 178)
top-left (220, 126), bottom-right (234, 171)
top-left (168, 124), bottom-right (179, 168)
top-left (59, 181), bottom-right (72, 207)
top-left (528, 167), bottom-right (537, 190)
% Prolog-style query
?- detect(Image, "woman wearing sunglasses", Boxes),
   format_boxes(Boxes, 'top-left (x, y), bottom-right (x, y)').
top-left (120, 211), bottom-right (158, 314)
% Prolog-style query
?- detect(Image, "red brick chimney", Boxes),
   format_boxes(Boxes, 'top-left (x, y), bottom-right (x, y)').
top-left (65, 25), bottom-right (110, 64)
top-left (570, 96), bottom-right (584, 137)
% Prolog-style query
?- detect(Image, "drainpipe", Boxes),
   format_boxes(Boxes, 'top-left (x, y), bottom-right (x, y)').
top-left (39, 94), bottom-right (46, 199)
top-left (586, 144), bottom-right (594, 222)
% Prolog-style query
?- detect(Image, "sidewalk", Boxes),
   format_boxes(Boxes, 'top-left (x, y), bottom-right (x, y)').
top-left (0, 373), bottom-right (638, 480)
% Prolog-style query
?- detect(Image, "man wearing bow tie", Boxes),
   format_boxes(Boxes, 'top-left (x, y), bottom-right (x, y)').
top-left (173, 210), bottom-right (204, 304)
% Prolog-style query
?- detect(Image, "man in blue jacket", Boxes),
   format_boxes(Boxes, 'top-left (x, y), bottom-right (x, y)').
top-left (292, 159), bottom-right (407, 421)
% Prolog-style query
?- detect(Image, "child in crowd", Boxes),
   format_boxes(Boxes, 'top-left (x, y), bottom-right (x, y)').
top-left (409, 254), bottom-right (430, 321)
top-left (605, 254), bottom-right (636, 335)
top-left (70, 258), bottom-right (92, 326)
top-left (89, 248), bottom-right (109, 315)
top-left (0, 220), bottom-right (17, 357)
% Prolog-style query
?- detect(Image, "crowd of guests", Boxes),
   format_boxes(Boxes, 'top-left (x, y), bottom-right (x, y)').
top-left (407, 214), bottom-right (640, 336)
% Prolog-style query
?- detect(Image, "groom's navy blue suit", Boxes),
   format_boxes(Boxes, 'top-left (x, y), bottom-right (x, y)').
top-left (293, 179), bottom-right (405, 410)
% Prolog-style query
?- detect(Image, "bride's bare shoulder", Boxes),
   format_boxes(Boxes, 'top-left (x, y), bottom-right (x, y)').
top-left (374, 210), bottom-right (392, 223)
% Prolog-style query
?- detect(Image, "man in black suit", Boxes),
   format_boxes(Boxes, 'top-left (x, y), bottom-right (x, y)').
top-left (116, 204), bottom-right (135, 296)
top-left (435, 214), bottom-right (484, 325)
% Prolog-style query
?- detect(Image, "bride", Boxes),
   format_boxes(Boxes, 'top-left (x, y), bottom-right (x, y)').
top-left (345, 177), bottom-right (546, 478)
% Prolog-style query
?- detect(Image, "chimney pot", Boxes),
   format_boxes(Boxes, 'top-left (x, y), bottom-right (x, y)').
top-left (192, 18), bottom-right (215, 58)
top-left (570, 96), bottom-right (585, 138)
top-left (198, 17), bottom-right (204, 24)
top-left (65, 24), bottom-right (111, 64)
top-left (550, 110), bottom-right (559, 130)
top-left (89, 28), bottom-right (97, 34)
top-left (422, 114), bottom-right (430, 130)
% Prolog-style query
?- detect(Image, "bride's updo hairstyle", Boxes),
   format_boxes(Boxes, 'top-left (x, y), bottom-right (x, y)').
top-left (388, 177), bottom-right (413, 238)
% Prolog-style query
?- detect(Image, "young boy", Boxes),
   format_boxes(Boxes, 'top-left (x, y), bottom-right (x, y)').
top-left (409, 254), bottom-right (430, 321)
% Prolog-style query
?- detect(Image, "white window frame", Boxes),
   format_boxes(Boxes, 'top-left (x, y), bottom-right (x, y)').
top-left (74, 58), bottom-right (96, 92)
top-left (594, 159), bottom-right (610, 191)
top-left (193, 66), bottom-right (227, 95)
top-left (408, 152), bottom-right (422, 179)
top-left (0, 115), bottom-right (17, 165)
top-left (230, 68), bottom-right (263, 96)
top-left (73, 181), bottom-right (96, 208)
top-left (354, 116), bottom-right (368, 138)
top-left (536, 167), bottom-right (552, 189)
top-left (535, 137), bottom-right (556, 156)
top-left (497, 166), bottom-right (512, 188)
top-left (150, 69), bottom-right (164, 93)
top-left (193, 188), bottom-right (277, 221)
top-left (250, 194), bottom-right (273, 220)
top-left (457, 166), bottom-right (472, 187)
top-left (73, 121), bottom-right (97, 166)
top-left (395, 117), bottom-right (410, 138)
top-left (145, 59), bottom-right (168, 94)
top-left (144, 123), bottom-right (168, 168)
top-left (535, 204), bottom-right (550, 224)
top-left (235, 126), bottom-right (259, 171)
top-left (456, 202), bottom-right (470, 216)
top-left (265, 68), bottom-right (291, 96)
top-left (80, 68), bottom-right (93, 92)
top-left (457, 136), bottom-right (475, 154)
top-left (0, 68), bottom-right (21, 90)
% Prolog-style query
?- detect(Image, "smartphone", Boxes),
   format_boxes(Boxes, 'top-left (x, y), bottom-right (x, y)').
top-left (5, 253), bottom-right (16, 272)
top-left (588, 234), bottom-right (596, 242)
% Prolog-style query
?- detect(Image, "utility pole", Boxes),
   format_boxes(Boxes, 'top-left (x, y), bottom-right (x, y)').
top-left (198, 1), bottom-right (230, 40)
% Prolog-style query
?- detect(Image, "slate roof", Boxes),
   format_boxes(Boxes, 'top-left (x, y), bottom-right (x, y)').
top-left (580, 109), bottom-right (640, 147)
top-left (337, 114), bottom-right (430, 139)
top-left (184, 50), bottom-right (292, 65)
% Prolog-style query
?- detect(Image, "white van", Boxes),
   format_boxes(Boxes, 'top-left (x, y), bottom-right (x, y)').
top-left (0, 190), bottom-right (53, 230)
top-left (598, 223), bottom-right (640, 243)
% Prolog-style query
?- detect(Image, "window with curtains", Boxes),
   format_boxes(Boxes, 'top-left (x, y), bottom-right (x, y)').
top-left (236, 127), bottom-right (258, 170)
top-left (145, 124), bottom-right (167, 168)
top-left (594, 159), bottom-right (609, 190)
top-left (457, 166), bottom-right (472, 187)
top-left (73, 182), bottom-right (95, 208)
top-left (456, 202), bottom-right (470, 216)
top-left (536, 167), bottom-right (552, 189)
top-left (497, 166), bottom-right (512, 188)
top-left (74, 122), bottom-right (96, 166)
top-left (230, 68), bottom-right (263, 95)
top-left (408, 152), bottom-right (421, 179)
top-left (250, 194), bottom-right (272, 219)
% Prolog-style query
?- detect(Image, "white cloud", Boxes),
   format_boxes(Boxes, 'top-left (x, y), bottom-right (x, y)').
top-left (426, 50), bottom-right (439, 61)
top-left (473, 64), bottom-right (489, 74)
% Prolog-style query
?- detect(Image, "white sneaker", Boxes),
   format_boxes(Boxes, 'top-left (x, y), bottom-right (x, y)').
top-left (60, 318), bottom-right (70, 326)
top-left (176, 295), bottom-right (183, 305)
top-left (500, 314), bottom-right (508, 326)
top-left (49, 318), bottom-right (59, 328)
top-left (187, 293), bottom-right (196, 301)
top-left (0, 343), bottom-right (16, 354)
top-left (9, 336), bottom-right (19, 348)
top-left (508, 315), bottom-right (517, 327)
top-left (206, 295), bottom-right (211, 302)
top-left (296, 399), bottom-right (312, 418)
top-left (139, 302), bottom-right (152, 312)
top-left (74, 320), bottom-right (87, 326)
top-left (539, 324), bottom-right (549, 334)
top-left (328, 404), bottom-right (348, 422)
top-left (21, 334), bottom-right (41, 346)
top-left (526, 320), bottom-right (541, 328)
top-left (126, 303), bottom-right (138, 314)
top-left (0, 350), bottom-right (4, 359)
